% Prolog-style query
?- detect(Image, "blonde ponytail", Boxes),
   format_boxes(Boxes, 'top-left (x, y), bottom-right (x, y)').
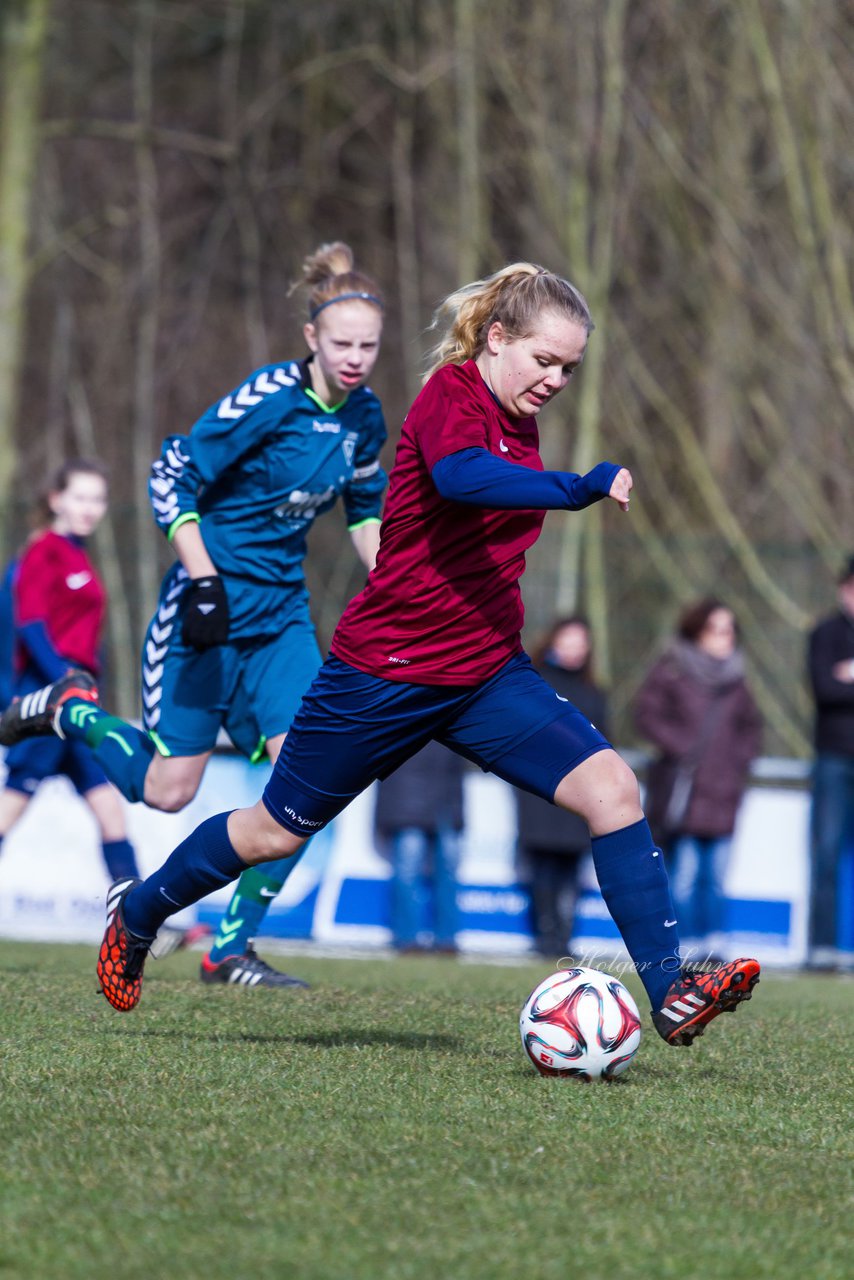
top-left (425, 262), bottom-right (592, 378)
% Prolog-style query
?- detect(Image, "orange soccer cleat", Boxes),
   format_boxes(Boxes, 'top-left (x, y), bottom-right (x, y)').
top-left (652, 957), bottom-right (761, 1046)
top-left (96, 879), bottom-right (151, 1012)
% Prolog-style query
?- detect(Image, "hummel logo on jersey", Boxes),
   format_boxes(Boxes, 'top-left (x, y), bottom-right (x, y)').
top-left (499, 439), bottom-right (509, 452)
top-left (66, 571), bottom-right (92, 590)
top-left (312, 420), bottom-right (341, 433)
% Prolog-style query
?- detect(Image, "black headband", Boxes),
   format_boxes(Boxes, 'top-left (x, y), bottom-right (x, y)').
top-left (309, 291), bottom-right (384, 320)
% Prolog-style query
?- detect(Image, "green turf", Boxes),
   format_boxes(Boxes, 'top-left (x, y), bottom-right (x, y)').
top-left (0, 943), bottom-right (851, 1280)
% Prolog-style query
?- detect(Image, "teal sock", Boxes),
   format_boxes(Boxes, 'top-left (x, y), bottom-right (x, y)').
top-left (59, 699), bottom-right (156, 803)
top-left (208, 850), bottom-right (307, 961)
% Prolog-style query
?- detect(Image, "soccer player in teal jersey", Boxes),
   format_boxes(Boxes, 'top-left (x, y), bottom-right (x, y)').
top-left (0, 242), bottom-right (387, 988)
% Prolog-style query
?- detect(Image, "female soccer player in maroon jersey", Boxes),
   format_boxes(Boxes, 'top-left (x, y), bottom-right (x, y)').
top-left (36, 264), bottom-right (760, 1041)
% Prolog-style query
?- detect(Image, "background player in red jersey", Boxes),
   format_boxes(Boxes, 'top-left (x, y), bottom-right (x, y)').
top-left (0, 461), bottom-right (143, 888)
top-left (48, 265), bottom-right (758, 1046)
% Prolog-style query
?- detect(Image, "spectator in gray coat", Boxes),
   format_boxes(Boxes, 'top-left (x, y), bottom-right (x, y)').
top-left (634, 599), bottom-right (762, 963)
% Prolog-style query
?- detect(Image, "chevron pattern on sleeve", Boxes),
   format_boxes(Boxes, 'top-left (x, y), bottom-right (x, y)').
top-left (150, 439), bottom-right (192, 528)
top-left (215, 365), bottom-right (299, 421)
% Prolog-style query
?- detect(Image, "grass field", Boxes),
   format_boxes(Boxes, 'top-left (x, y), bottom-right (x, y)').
top-left (1, 942), bottom-right (851, 1280)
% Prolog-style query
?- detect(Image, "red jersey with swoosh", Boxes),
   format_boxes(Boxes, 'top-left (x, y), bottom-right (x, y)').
top-left (14, 530), bottom-right (106, 674)
top-left (331, 360), bottom-right (546, 685)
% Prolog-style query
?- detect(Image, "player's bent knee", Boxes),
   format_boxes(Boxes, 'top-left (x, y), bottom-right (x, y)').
top-left (142, 777), bottom-right (200, 813)
top-left (603, 758), bottom-right (642, 810)
top-left (143, 754), bottom-right (208, 813)
top-left (554, 749), bottom-right (642, 832)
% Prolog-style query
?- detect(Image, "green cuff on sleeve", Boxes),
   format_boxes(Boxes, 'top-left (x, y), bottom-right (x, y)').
top-left (347, 517), bottom-right (382, 532)
top-left (166, 512), bottom-right (201, 542)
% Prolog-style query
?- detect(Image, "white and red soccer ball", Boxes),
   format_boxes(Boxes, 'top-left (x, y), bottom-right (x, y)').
top-left (519, 966), bottom-right (642, 1081)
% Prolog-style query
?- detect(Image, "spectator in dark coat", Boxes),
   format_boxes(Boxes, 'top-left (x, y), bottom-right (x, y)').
top-left (374, 740), bottom-right (465, 953)
top-left (514, 616), bottom-right (608, 957)
top-left (634, 599), bottom-right (762, 960)
top-left (806, 554), bottom-right (854, 971)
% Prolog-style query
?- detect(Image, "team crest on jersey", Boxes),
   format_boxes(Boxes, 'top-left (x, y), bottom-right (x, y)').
top-left (341, 433), bottom-right (358, 466)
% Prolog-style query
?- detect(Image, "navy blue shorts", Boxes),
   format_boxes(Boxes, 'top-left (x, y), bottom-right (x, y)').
top-left (4, 730), bottom-right (107, 797)
top-left (263, 653), bottom-right (610, 835)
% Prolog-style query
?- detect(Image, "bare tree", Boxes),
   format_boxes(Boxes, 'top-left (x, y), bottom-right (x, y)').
top-left (0, 0), bottom-right (51, 524)
top-left (7, 0), bottom-right (851, 753)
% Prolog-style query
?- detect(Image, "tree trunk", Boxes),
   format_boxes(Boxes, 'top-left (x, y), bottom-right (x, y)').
top-left (454, 0), bottom-right (482, 282)
top-left (0, 0), bottom-right (50, 544)
top-left (556, 0), bottom-right (629, 684)
top-left (131, 0), bottom-right (162, 642)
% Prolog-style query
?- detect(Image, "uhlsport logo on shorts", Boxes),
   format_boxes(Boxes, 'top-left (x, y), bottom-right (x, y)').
top-left (283, 805), bottom-right (323, 830)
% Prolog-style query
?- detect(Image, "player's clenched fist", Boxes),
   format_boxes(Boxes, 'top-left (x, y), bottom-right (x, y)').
top-left (609, 467), bottom-right (633, 512)
top-left (182, 575), bottom-right (230, 649)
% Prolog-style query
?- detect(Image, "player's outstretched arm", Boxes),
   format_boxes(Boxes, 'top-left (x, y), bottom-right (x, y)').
top-left (432, 447), bottom-right (623, 513)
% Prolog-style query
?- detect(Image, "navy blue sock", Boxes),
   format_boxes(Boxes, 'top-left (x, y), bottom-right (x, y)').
top-left (102, 839), bottom-right (140, 880)
top-left (123, 812), bottom-right (248, 939)
top-left (591, 818), bottom-right (681, 1012)
top-left (59, 700), bottom-right (156, 803)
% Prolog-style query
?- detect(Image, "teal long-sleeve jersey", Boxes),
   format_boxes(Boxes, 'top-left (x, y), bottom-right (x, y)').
top-left (148, 358), bottom-right (387, 638)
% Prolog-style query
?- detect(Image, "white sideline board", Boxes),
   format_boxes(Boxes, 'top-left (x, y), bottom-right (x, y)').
top-left (0, 753), bottom-right (812, 966)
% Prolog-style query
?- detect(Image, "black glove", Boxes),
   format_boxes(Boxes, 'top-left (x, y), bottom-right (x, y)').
top-left (181, 576), bottom-right (230, 649)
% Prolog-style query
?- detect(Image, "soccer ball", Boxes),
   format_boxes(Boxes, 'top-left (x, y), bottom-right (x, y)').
top-left (519, 966), bottom-right (642, 1081)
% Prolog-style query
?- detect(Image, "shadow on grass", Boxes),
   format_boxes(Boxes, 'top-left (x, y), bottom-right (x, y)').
top-left (104, 1023), bottom-right (462, 1052)
top-left (509, 1058), bottom-right (668, 1085)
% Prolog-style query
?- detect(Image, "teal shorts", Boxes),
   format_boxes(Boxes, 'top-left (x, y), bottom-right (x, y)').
top-left (141, 586), bottom-right (322, 760)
